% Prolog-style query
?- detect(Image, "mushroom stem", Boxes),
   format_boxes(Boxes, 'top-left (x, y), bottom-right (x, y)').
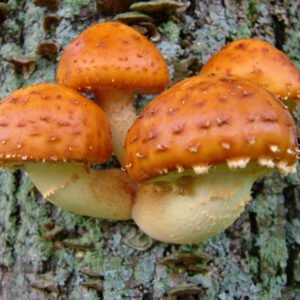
top-left (132, 164), bottom-right (269, 244)
top-left (24, 163), bottom-right (136, 220)
top-left (95, 89), bottom-right (136, 166)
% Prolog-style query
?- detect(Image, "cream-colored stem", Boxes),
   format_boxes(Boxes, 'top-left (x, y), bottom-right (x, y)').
top-left (95, 89), bottom-right (136, 166)
top-left (24, 163), bottom-right (135, 220)
top-left (132, 165), bottom-right (268, 244)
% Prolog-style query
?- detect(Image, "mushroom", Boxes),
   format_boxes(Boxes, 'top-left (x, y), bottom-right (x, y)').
top-left (33, 0), bottom-right (60, 9)
top-left (129, 1), bottom-right (187, 17)
top-left (36, 40), bottom-right (60, 57)
top-left (96, 0), bottom-right (132, 15)
top-left (0, 2), bottom-right (9, 24)
top-left (125, 74), bottom-right (298, 244)
top-left (199, 39), bottom-right (300, 109)
top-left (113, 11), bottom-right (155, 24)
top-left (57, 21), bottom-right (169, 165)
top-left (43, 14), bottom-right (60, 32)
top-left (0, 83), bottom-right (135, 220)
top-left (5, 56), bottom-right (36, 79)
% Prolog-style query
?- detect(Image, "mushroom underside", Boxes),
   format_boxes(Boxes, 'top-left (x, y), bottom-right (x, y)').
top-left (132, 163), bottom-right (271, 244)
top-left (23, 162), bottom-right (135, 220)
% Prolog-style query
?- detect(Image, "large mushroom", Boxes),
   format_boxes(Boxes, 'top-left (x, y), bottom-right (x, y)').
top-left (0, 83), bottom-right (135, 220)
top-left (57, 21), bottom-right (169, 165)
top-left (125, 74), bottom-right (298, 244)
top-left (199, 38), bottom-right (300, 109)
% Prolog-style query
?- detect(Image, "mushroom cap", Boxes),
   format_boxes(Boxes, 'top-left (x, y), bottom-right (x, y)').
top-left (125, 74), bottom-right (298, 182)
top-left (199, 39), bottom-right (300, 103)
top-left (57, 22), bottom-right (169, 94)
top-left (0, 83), bottom-right (112, 163)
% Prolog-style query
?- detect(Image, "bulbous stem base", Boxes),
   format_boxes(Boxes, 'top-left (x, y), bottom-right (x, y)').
top-left (133, 164), bottom-right (269, 244)
top-left (25, 163), bottom-right (136, 220)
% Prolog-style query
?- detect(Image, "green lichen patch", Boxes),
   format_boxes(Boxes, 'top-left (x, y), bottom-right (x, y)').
top-left (0, 170), bottom-right (17, 267)
top-left (159, 20), bottom-right (180, 44)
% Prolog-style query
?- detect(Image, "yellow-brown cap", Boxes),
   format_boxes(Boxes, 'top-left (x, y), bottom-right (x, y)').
top-left (125, 74), bottom-right (298, 182)
top-left (0, 84), bottom-right (112, 163)
top-left (199, 39), bottom-right (300, 103)
top-left (57, 22), bottom-right (169, 94)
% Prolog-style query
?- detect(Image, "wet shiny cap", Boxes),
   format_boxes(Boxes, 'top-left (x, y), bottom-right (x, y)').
top-left (199, 39), bottom-right (300, 104)
top-left (125, 74), bottom-right (298, 182)
top-left (57, 22), bottom-right (169, 94)
top-left (0, 84), bottom-right (112, 163)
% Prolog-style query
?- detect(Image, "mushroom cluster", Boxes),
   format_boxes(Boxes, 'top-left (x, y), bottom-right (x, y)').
top-left (1, 21), bottom-right (299, 246)
top-left (121, 38), bottom-right (300, 244)
top-left (125, 74), bottom-right (298, 244)
top-left (57, 21), bottom-right (169, 165)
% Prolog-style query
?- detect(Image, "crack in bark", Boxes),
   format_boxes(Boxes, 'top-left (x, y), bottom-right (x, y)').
top-left (272, 14), bottom-right (286, 50)
top-left (283, 186), bottom-right (300, 286)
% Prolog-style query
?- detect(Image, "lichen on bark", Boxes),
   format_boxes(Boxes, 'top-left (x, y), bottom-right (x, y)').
top-left (0, 0), bottom-right (299, 299)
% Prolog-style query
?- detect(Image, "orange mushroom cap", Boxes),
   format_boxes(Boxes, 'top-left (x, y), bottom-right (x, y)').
top-left (125, 74), bottom-right (298, 182)
top-left (57, 22), bottom-right (169, 94)
top-left (0, 83), bottom-right (112, 163)
top-left (199, 39), bottom-right (300, 103)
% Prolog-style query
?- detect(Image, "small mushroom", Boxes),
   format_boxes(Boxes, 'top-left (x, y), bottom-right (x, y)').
top-left (132, 22), bottom-right (161, 42)
top-left (57, 21), bottom-right (169, 165)
top-left (167, 284), bottom-right (204, 297)
top-left (97, 0), bottom-right (133, 16)
top-left (0, 84), bottom-right (135, 220)
top-left (27, 273), bottom-right (60, 294)
top-left (36, 40), bottom-right (60, 57)
top-left (199, 39), bottom-right (300, 109)
top-left (130, 0), bottom-right (186, 16)
top-left (5, 56), bottom-right (36, 79)
top-left (0, 2), bottom-right (9, 24)
top-left (113, 11), bottom-right (154, 24)
top-left (80, 279), bottom-right (103, 292)
top-left (33, 0), bottom-right (60, 9)
top-left (125, 74), bottom-right (298, 244)
top-left (43, 14), bottom-right (60, 32)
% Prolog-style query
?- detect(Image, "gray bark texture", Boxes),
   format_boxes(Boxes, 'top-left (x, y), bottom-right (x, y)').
top-left (0, 0), bottom-right (299, 299)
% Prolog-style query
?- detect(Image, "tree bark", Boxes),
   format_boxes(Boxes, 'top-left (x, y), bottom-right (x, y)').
top-left (0, 0), bottom-right (299, 299)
